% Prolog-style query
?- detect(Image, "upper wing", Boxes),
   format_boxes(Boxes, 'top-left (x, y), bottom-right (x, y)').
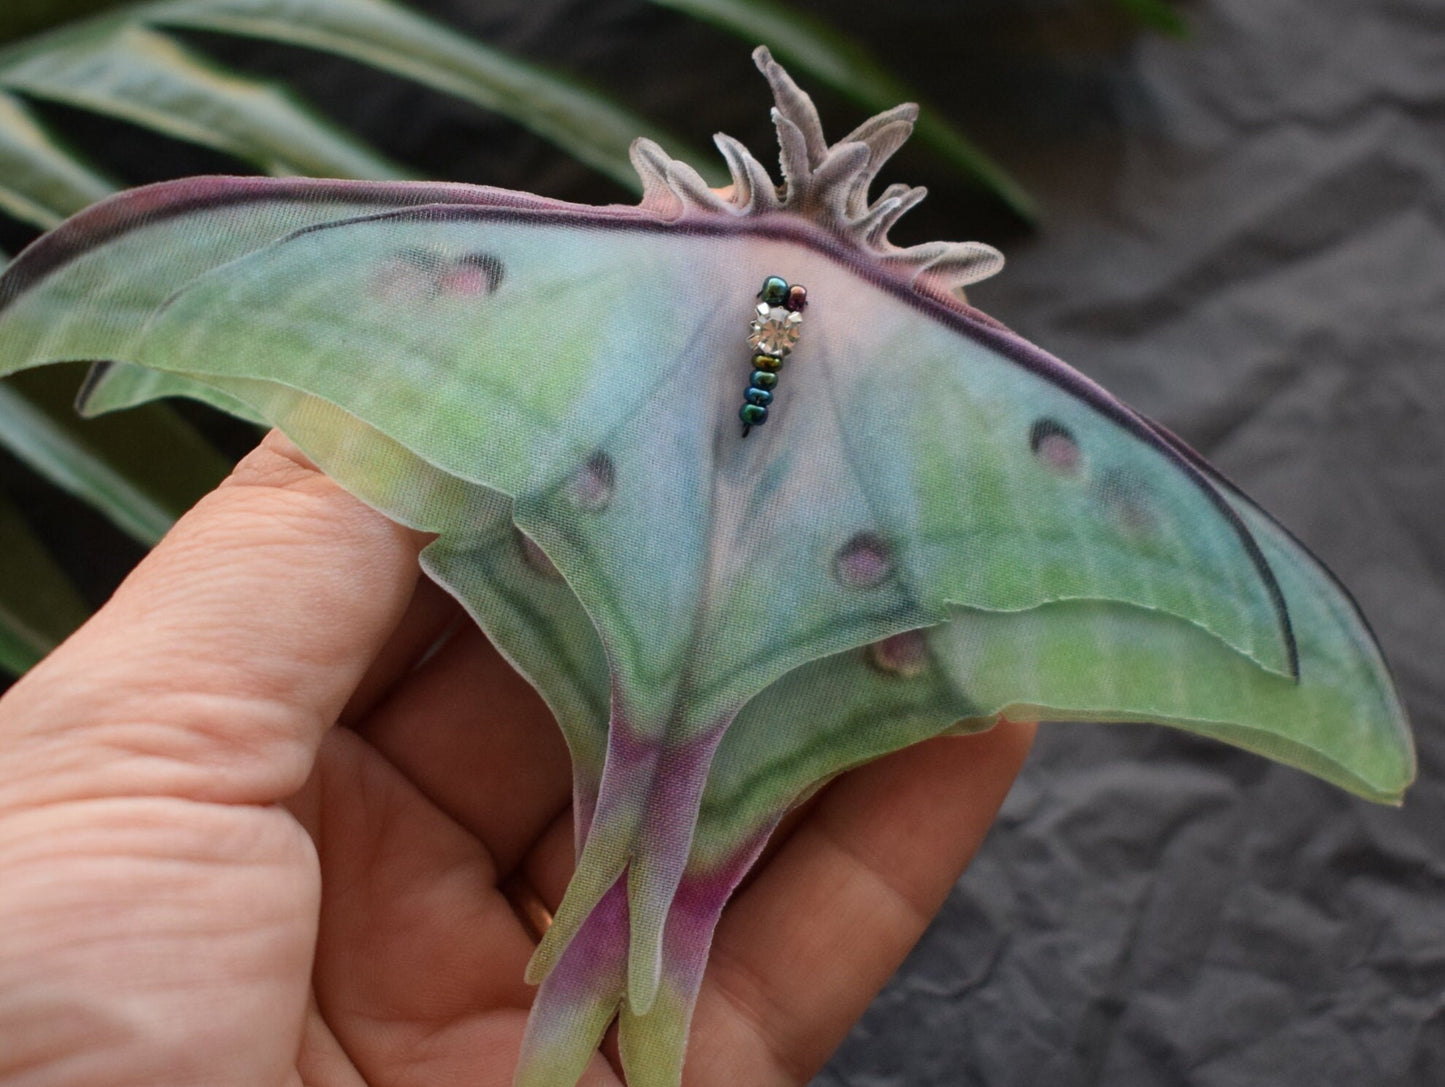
top-left (0, 175), bottom-right (566, 415)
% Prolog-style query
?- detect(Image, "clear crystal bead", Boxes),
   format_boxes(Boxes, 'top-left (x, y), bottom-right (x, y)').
top-left (748, 305), bottom-right (802, 356)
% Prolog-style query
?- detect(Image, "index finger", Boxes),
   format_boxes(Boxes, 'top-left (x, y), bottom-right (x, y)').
top-left (0, 431), bottom-right (428, 810)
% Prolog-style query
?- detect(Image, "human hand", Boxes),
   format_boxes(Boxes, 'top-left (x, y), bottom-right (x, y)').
top-left (0, 432), bottom-right (1034, 1086)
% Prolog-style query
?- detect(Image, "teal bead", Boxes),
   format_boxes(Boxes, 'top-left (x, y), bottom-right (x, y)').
top-left (739, 403), bottom-right (768, 427)
top-left (759, 276), bottom-right (789, 306)
top-left (750, 369), bottom-right (779, 389)
top-left (745, 386), bottom-right (773, 406)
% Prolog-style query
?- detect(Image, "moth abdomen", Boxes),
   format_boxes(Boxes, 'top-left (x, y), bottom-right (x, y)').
top-left (740, 276), bottom-right (806, 436)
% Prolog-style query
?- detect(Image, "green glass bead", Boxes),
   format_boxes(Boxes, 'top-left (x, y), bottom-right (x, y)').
top-left (760, 276), bottom-right (789, 306)
top-left (753, 352), bottom-right (784, 372)
top-left (739, 403), bottom-right (768, 426)
top-left (745, 386), bottom-right (773, 406)
top-left (750, 369), bottom-right (779, 389)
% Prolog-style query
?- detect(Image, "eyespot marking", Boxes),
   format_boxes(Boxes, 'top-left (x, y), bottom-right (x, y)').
top-left (866, 630), bottom-right (929, 678)
top-left (372, 247), bottom-right (504, 301)
top-left (833, 532), bottom-right (894, 588)
top-left (568, 451), bottom-right (616, 512)
top-left (1097, 467), bottom-right (1155, 534)
top-left (1030, 418), bottom-right (1081, 476)
top-left (442, 252), bottom-right (505, 295)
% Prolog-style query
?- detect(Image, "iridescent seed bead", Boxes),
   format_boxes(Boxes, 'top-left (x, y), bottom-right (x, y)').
top-left (745, 386), bottom-right (773, 406)
top-left (785, 284), bottom-right (808, 312)
top-left (750, 369), bottom-right (779, 389)
top-left (760, 276), bottom-right (789, 306)
top-left (740, 403), bottom-right (768, 427)
top-left (753, 352), bottom-right (784, 372)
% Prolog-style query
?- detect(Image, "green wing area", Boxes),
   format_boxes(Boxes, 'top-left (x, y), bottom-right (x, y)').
top-left (0, 175), bottom-right (544, 413)
top-left (0, 185), bottom-right (1413, 806)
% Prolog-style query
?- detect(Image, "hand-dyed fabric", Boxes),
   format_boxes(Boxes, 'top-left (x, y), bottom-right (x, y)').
top-left (0, 47), bottom-right (1412, 1087)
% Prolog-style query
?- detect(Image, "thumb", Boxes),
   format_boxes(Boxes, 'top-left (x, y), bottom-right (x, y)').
top-left (0, 430), bottom-right (427, 810)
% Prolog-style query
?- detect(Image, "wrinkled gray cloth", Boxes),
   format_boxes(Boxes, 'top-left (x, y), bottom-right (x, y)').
top-left (812, 1), bottom-right (1445, 1083)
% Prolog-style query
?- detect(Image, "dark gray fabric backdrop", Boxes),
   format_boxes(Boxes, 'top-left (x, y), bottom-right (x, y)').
top-left (809, 2), bottom-right (1445, 1083)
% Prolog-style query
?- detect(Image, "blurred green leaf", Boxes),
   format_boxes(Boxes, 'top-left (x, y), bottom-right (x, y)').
top-left (0, 0), bottom-right (127, 44)
top-left (643, 0), bottom-right (1037, 220)
top-left (0, 489), bottom-right (91, 675)
top-left (1111, 0), bottom-right (1188, 36)
top-left (146, 0), bottom-right (721, 190)
top-left (0, 89), bottom-right (117, 228)
top-left (0, 366), bottom-right (232, 546)
top-left (0, 24), bottom-right (409, 178)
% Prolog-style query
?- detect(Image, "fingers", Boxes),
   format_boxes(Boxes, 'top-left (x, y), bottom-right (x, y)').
top-left (0, 431), bottom-right (428, 810)
top-left (687, 720), bottom-right (1036, 1085)
top-left (295, 995), bottom-right (367, 1087)
top-left (513, 803), bottom-right (577, 918)
top-left (339, 574), bottom-right (462, 727)
top-left (353, 621), bottom-right (574, 877)
top-left (306, 729), bottom-right (536, 1027)
top-left (304, 728), bottom-right (625, 1087)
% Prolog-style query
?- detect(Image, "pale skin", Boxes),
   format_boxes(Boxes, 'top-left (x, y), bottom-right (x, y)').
top-left (0, 431), bottom-right (1035, 1087)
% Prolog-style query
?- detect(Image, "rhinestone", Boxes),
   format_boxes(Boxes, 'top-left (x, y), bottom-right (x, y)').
top-left (748, 305), bottom-right (802, 356)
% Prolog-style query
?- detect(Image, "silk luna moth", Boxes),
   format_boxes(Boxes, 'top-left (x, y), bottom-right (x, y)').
top-left (0, 46), bottom-right (1414, 1087)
